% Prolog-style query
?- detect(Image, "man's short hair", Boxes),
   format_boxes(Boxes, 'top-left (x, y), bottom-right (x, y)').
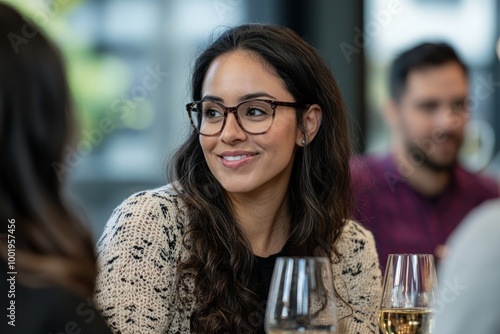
top-left (389, 42), bottom-right (468, 102)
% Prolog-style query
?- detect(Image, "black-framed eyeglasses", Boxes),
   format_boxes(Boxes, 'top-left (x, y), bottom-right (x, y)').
top-left (185, 99), bottom-right (310, 136)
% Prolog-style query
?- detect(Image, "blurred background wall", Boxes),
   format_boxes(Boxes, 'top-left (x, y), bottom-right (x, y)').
top-left (4, 0), bottom-right (499, 237)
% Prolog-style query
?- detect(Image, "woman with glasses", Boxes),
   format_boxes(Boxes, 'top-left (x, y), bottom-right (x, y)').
top-left (94, 24), bottom-right (381, 334)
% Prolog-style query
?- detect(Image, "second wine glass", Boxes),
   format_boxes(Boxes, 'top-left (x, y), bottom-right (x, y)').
top-left (378, 254), bottom-right (438, 334)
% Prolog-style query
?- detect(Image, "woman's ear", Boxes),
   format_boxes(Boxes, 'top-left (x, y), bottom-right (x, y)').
top-left (296, 104), bottom-right (323, 146)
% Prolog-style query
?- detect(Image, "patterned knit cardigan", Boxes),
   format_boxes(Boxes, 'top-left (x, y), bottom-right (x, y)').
top-left (94, 184), bottom-right (382, 334)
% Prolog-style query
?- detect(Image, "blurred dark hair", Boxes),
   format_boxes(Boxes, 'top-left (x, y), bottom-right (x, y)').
top-left (390, 42), bottom-right (468, 102)
top-left (169, 24), bottom-right (352, 333)
top-left (0, 3), bottom-right (97, 298)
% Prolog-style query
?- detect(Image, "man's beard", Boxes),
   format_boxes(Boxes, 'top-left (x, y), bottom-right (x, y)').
top-left (404, 132), bottom-right (462, 173)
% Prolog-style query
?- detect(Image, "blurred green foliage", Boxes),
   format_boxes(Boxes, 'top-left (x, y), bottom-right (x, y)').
top-left (2, 0), bottom-right (136, 145)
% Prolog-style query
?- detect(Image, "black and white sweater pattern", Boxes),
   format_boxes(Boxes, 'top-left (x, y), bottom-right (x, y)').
top-left (94, 184), bottom-right (382, 334)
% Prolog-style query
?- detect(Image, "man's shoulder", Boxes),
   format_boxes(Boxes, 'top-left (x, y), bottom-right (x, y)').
top-left (350, 153), bottom-right (387, 169)
top-left (455, 166), bottom-right (499, 197)
top-left (351, 153), bottom-right (394, 175)
top-left (350, 153), bottom-right (395, 190)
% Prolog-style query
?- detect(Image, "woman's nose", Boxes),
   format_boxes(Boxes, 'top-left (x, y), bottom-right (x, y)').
top-left (219, 112), bottom-right (247, 144)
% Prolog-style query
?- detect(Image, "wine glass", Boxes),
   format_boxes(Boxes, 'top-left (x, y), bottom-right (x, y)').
top-left (378, 254), bottom-right (438, 334)
top-left (264, 257), bottom-right (337, 333)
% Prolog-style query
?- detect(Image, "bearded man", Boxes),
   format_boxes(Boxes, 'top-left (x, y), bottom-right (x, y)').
top-left (351, 42), bottom-right (499, 270)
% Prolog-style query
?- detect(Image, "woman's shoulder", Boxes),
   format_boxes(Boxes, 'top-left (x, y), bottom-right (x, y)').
top-left (114, 183), bottom-right (184, 212)
top-left (336, 219), bottom-right (377, 254)
top-left (332, 219), bottom-right (380, 283)
top-left (110, 183), bottom-right (185, 220)
top-left (95, 184), bottom-right (191, 333)
top-left (96, 183), bottom-right (188, 251)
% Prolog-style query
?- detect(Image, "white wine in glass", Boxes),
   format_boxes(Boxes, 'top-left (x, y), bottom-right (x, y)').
top-left (265, 257), bottom-right (337, 333)
top-left (378, 254), bottom-right (438, 334)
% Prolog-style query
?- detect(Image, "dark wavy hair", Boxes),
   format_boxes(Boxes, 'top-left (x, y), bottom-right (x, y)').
top-left (169, 24), bottom-right (352, 333)
top-left (0, 3), bottom-right (97, 298)
top-left (390, 42), bottom-right (468, 102)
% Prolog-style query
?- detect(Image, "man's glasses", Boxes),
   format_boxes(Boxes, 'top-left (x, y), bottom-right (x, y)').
top-left (185, 99), bottom-right (310, 136)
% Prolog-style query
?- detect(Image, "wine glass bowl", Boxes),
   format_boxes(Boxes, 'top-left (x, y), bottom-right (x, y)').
top-left (378, 254), bottom-right (438, 334)
top-left (265, 257), bottom-right (338, 333)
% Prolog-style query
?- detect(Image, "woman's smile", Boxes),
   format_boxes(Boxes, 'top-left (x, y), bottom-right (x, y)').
top-left (218, 150), bottom-right (260, 169)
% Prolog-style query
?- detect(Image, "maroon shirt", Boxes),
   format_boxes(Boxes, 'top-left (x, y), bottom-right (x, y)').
top-left (350, 154), bottom-right (498, 270)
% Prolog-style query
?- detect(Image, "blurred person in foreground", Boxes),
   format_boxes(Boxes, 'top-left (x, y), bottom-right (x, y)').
top-left (433, 174), bottom-right (500, 334)
top-left (0, 3), bottom-right (110, 333)
top-left (351, 42), bottom-right (498, 270)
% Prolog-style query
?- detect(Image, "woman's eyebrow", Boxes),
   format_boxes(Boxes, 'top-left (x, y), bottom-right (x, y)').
top-left (201, 92), bottom-right (277, 103)
top-left (238, 92), bottom-right (276, 101)
top-left (201, 94), bottom-right (223, 102)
